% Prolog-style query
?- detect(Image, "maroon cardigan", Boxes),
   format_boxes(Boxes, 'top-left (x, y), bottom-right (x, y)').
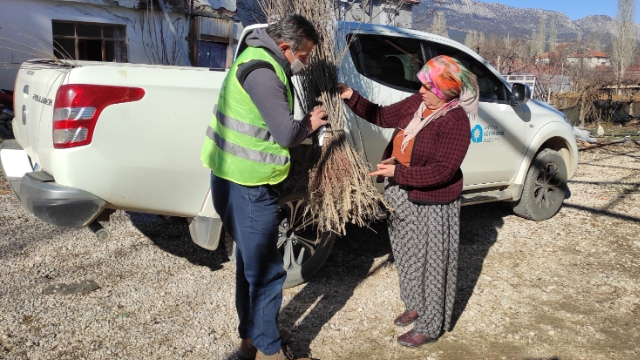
top-left (344, 90), bottom-right (471, 204)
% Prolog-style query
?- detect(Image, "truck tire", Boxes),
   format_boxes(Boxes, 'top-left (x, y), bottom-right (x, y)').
top-left (512, 149), bottom-right (568, 221)
top-left (0, 119), bottom-right (13, 139)
top-left (227, 191), bottom-right (335, 288)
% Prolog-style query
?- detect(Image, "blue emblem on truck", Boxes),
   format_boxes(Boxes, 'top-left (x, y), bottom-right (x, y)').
top-left (471, 124), bottom-right (483, 143)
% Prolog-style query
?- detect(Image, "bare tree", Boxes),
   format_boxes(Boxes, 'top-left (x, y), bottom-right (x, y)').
top-left (549, 20), bottom-right (557, 51)
top-left (612, 0), bottom-right (637, 92)
top-left (586, 31), bottom-right (604, 51)
top-left (254, 0), bottom-right (392, 233)
top-left (236, 0), bottom-right (268, 25)
top-left (464, 30), bottom-right (483, 53)
top-left (529, 29), bottom-right (538, 57)
top-left (479, 33), bottom-right (528, 74)
top-left (413, 0), bottom-right (446, 31)
top-left (534, 14), bottom-right (547, 55)
top-left (428, 11), bottom-right (449, 38)
top-left (559, 55), bottom-right (615, 126)
top-left (378, 0), bottom-right (413, 27)
top-left (138, 3), bottom-right (186, 65)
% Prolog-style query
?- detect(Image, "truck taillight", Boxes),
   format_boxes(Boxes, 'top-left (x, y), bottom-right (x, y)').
top-left (52, 84), bottom-right (145, 148)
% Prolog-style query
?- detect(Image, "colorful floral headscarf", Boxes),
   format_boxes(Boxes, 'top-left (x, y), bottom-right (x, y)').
top-left (399, 55), bottom-right (479, 153)
top-left (416, 55), bottom-right (477, 101)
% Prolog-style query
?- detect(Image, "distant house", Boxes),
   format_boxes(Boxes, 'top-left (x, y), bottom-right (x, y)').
top-left (0, 0), bottom-right (244, 90)
top-left (566, 49), bottom-right (611, 68)
top-left (536, 48), bottom-right (611, 69)
top-left (535, 52), bottom-right (553, 66)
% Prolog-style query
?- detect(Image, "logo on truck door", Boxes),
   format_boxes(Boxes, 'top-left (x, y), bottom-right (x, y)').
top-left (471, 124), bottom-right (483, 143)
top-left (471, 123), bottom-right (505, 143)
top-left (32, 94), bottom-right (52, 106)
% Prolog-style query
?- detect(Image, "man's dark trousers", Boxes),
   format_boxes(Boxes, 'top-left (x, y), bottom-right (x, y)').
top-left (211, 173), bottom-right (286, 355)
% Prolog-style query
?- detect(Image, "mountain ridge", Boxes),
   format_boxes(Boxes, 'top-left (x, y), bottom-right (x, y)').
top-left (414, 0), bottom-right (639, 48)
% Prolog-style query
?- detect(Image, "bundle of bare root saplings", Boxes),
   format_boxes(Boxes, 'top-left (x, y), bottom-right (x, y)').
top-left (259, 0), bottom-right (388, 235)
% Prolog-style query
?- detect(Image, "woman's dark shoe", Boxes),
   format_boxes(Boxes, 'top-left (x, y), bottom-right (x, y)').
top-left (238, 329), bottom-right (291, 360)
top-left (397, 329), bottom-right (437, 347)
top-left (393, 310), bottom-right (419, 326)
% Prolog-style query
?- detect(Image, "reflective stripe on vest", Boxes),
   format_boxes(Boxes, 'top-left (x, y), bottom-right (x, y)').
top-left (205, 125), bottom-right (287, 166)
top-left (211, 104), bottom-right (274, 142)
top-left (200, 46), bottom-right (293, 186)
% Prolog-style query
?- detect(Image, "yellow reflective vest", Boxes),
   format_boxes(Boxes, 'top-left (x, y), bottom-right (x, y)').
top-left (201, 47), bottom-right (293, 186)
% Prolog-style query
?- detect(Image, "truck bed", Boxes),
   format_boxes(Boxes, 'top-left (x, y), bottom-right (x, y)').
top-left (11, 60), bottom-right (227, 216)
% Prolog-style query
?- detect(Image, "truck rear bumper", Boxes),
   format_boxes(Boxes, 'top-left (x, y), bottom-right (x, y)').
top-left (0, 140), bottom-right (106, 227)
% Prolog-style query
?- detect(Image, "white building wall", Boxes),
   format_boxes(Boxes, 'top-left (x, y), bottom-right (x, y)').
top-left (0, 0), bottom-right (190, 90)
top-left (566, 56), bottom-right (612, 69)
top-left (56, 0), bottom-right (142, 8)
top-left (196, 0), bottom-right (236, 12)
top-left (339, 1), bottom-right (413, 29)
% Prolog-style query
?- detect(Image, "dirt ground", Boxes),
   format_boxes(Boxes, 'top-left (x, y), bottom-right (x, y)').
top-left (1, 135), bottom-right (639, 360)
top-left (280, 138), bottom-right (640, 360)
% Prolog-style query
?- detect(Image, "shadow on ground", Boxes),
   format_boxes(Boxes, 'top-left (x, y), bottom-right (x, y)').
top-left (451, 202), bottom-right (509, 328)
top-left (128, 212), bottom-right (229, 272)
top-left (127, 202), bottom-right (509, 360)
top-left (277, 219), bottom-right (392, 359)
top-left (276, 202), bottom-right (508, 359)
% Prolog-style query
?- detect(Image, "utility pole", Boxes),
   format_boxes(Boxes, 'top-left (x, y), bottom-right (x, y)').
top-left (559, 61), bottom-right (564, 93)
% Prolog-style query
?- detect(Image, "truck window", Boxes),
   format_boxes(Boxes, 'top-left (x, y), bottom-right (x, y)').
top-left (348, 34), bottom-right (424, 92)
top-left (426, 42), bottom-right (508, 103)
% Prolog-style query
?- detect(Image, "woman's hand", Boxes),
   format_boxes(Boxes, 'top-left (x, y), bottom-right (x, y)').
top-left (368, 164), bottom-right (395, 178)
top-left (337, 82), bottom-right (353, 100)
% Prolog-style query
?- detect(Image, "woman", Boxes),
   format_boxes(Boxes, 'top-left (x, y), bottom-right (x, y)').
top-left (337, 55), bottom-right (478, 347)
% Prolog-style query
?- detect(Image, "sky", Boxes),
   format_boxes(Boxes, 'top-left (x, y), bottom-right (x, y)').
top-left (475, 0), bottom-right (639, 23)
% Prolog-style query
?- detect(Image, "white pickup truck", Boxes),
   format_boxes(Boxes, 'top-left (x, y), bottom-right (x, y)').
top-left (0, 22), bottom-right (578, 287)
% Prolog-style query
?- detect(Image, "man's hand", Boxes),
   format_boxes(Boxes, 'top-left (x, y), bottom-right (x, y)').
top-left (303, 106), bottom-right (328, 133)
top-left (337, 83), bottom-right (353, 100)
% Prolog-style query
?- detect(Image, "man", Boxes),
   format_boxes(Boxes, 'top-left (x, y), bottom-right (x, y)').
top-left (200, 15), bottom-right (327, 360)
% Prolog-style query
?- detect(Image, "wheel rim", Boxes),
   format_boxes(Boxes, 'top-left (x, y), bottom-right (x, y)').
top-left (278, 197), bottom-right (329, 272)
top-left (533, 162), bottom-right (565, 210)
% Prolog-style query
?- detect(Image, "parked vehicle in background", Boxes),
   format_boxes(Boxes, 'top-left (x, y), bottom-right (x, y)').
top-left (0, 22), bottom-right (578, 288)
top-left (0, 88), bottom-right (14, 139)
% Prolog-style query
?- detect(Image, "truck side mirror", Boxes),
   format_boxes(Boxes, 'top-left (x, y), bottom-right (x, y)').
top-left (510, 83), bottom-right (531, 106)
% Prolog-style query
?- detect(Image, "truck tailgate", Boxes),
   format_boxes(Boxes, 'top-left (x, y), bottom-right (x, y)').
top-left (13, 60), bottom-right (71, 172)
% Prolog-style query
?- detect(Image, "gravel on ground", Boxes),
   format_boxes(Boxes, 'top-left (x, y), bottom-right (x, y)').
top-left (1, 138), bottom-right (639, 360)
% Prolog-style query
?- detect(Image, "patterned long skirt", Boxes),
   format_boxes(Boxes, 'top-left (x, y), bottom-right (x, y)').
top-left (385, 180), bottom-right (461, 338)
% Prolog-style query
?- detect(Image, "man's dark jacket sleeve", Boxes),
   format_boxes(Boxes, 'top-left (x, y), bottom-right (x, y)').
top-left (242, 68), bottom-right (309, 148)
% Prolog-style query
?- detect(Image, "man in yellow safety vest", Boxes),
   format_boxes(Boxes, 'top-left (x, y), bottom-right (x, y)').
top-left (201, 14), bottom-right (327, 360)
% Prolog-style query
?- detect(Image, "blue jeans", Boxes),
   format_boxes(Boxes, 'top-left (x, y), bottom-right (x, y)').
top-left (211, 173), bottom-right (286, 355)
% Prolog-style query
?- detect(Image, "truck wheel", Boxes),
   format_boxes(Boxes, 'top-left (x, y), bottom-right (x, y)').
top-left (512, 149), bottom-right (568, 221)
top-left (227, 192), bottom-right (335, 288)
top-left (0, 119), bottom-right (13, 139)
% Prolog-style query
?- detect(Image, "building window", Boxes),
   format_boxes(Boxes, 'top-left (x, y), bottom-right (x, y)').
top-left (52, 21), bottom-right (127, 62)
top-left (197, 41), bottom-right (227, 69)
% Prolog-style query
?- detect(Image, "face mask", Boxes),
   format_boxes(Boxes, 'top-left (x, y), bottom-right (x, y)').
top-left (290, 49), bottom-right (305, 74)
